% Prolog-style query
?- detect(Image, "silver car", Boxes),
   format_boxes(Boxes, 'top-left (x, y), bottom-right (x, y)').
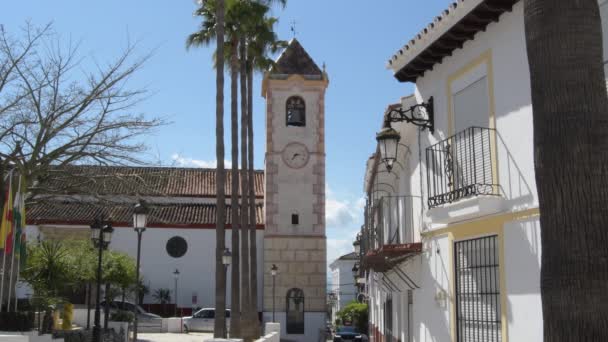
top-left (183, 308), bottom-right (231, 332)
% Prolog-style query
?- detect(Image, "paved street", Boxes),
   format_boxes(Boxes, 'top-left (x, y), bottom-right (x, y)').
top-left (137, 332), bottom-right (214, 342)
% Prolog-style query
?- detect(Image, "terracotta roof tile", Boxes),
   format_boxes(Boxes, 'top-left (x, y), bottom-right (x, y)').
top-left (40, 165), bottom-right (264, 198)
top-left (271, 39), bottom-right (322, 76)
top-left (27, 200), bottom-right (264, 227)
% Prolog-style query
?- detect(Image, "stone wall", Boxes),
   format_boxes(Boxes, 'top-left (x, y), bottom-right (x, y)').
top-left (263, 236), bottom-right (326, 312)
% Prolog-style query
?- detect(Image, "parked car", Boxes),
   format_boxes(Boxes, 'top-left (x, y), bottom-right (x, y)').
top-left (99, 300), bottom-right (161, 321)
top-left (333, 326), bottom-right (368, 341)
top-left (182, 308), bottom-right (231, 333)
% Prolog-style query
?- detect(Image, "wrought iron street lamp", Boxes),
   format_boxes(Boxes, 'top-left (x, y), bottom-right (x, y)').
top-left (173, 268), bottom-right (180, 317)
top-left (132, 200), bottom-right (149, 341)
top-left (91, 218), bottom-right (113, 342)
top-left (376, 98), bottom-right (434, 172)
top-left (353, 234), bottom-right (361, 255)
top-left (222, 248), bottom-right (231, 337)
top-left (222, 248), bottom-right (232, 266)
top-left (271, 264), bottom-right (278, 322)
top-left (352, 263), bottom-right (361, 297)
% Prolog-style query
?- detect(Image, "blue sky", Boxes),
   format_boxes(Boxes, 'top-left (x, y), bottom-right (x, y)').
top-left (2, 0), bottom-right (451, 265)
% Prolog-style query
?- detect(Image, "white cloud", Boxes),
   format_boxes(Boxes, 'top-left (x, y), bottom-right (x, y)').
top-left (327, 238), bottom-right (355, 265)
top-left (325, 186), bottom-right (365, 230)
top-left (171, 154), bottom-right (232, 169)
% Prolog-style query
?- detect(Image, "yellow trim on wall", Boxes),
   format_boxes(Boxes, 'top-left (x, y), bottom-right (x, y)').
top-left (421, 208), bottom-right (540, 239)
top-left (425, 208), bottom-right (540, 342)
top-left (446, 50), bottom-right (499, 194)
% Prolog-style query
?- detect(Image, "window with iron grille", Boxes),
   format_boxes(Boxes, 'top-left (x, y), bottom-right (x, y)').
top-left (454, 235), bottom-right (501, 342)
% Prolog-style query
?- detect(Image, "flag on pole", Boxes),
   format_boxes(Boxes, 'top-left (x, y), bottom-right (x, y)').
top-left (4, 180), bottom-right (15, 255)
top-left (19, 194), bottom-right (26, 268)
top-left (14, 176), bottom-right (24, 262)
top-left (0, 176), bottom-right (13, 251)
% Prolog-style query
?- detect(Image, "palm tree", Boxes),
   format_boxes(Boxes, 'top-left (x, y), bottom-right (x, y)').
top-left (243, 9), bottom-right (287, 338)
top-left (524, 0), bottom-right (608, 340)
top-left (187, 0), bottom-right (228, 337)
top-left (235, 2), bottom-right (275, 337)
top-left (213, 0), bottom-right (227, 337)
top-left (152, 288), bottom-right (171, 317)
top-left (188, 1), bottom-right (285, 338)
top-left (239, 31), bottom-right (251, 341)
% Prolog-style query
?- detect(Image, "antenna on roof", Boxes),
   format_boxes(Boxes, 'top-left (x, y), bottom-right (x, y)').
top-left (290, 20), bottom-right (297, 39)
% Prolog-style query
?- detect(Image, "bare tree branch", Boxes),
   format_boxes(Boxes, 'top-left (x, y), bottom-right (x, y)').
top-left (0, 23), bottom-right (167, 199)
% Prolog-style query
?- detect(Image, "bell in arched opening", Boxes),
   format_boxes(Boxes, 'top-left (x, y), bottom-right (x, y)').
top-left (286, 96), bottom-right (306, 127)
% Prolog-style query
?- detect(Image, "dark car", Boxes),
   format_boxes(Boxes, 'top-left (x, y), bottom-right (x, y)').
top-left (333, 326), bottom-right (368, 341)
top-left (99, 300), bottom-right (161, 321)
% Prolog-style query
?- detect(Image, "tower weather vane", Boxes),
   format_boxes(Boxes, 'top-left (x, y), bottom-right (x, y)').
top-left (290, 20), bottom-right (297, 38)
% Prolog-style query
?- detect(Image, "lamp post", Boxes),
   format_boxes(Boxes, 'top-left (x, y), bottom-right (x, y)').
top-left (376, 98), bottom-right (434, 172)
top-left (222, 249), bottom-right (231, 337)
top-left (353, 234), bottom-right (361, 255)
top-left (352, 263), bottom-right (360, 298)
top-left (173, 268), bottom-right (180, 317)
top-left (132, 200), bottom-right (148, 342)
top-left (271, 264), bottom-right (278, 322)
top-left (91, 218), bottom-right (114, 342)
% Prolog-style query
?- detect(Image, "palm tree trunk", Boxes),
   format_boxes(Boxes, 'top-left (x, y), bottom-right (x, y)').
top-left (230, 36), bottom-right (242, 339)
top-left (214, 0), bottom-right (227, 338)
top-left (247, 64), bottom-right (260, 338)
top-left (524, 0), bottom-right (608, 340)
top-left (239, 35), bottom-right (252, 340)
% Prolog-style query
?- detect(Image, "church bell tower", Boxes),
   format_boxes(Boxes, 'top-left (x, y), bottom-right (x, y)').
top-left (262, 38), bottom-right (328, 341)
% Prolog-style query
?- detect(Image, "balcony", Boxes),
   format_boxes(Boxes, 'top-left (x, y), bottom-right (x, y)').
top-left (426, 126), bottom-right (500, 208)
top-left (361, 196), bottom-right (422, 272)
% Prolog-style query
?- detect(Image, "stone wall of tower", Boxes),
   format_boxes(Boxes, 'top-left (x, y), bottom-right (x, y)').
top-left (262, 72), bottom-right (329, 340)
top-left (263, 236), bottom-right (326, 312)
top-left (263, 77), bottom-right (327, 237)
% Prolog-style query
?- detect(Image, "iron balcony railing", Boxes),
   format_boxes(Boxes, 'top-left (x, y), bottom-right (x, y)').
top-left (426, 126), bottom-right (500, 208)
top-left (362, 196), bottom-right (415, 254)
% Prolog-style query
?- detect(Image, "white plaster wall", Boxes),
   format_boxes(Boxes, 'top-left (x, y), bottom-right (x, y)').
top-left (261, 311), bottom-right (326, 342)
top-left (413, 236), bottom-right (451, 342)
top-left (503, 217), bottom-right (543, 342)
top-left (337, 261), bottom-right (357, 309)
top-left (330, 266), bottom-right (339, 323)
top-left (364, 1), bottom-right (608, 341)
top-left (266, 84), bottom-right (325, 236)
top-left (109, 227), bottom-right (265, 311)
top-left (412, 1), bottom-right (537, 215)
top-left (329, 258), bottom-right (356, 323)
top-left (24, 225), bottom-right (265, 312)
top-left (269, 87), bottom-right (322, 156)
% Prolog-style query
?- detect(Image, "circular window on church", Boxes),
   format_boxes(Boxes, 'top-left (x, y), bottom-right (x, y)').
top-left (166, 236), bottom-right (188, 258)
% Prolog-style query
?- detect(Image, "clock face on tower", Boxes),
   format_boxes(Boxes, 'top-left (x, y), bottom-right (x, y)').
top-left (282, 142), bottom-right (310, 169)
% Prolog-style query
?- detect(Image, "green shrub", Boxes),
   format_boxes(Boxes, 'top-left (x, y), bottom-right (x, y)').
top-left (335, 301), bottom-right (368, 334)
top-left (0, 311), bottom-right (35, 331)
top-left (110, 310), bottom-right (135, 323)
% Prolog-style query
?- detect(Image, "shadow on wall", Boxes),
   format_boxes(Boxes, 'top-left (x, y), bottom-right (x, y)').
top-left (495, 131), bottom-right (535, 207)
top-left (414, 245), bottom-right (450, 342)
top-left (504, 216), bottom-right (541, 325)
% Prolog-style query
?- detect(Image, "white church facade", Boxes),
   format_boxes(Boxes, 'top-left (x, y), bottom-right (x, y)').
top-left (22, 39), bottom-right (328, 342)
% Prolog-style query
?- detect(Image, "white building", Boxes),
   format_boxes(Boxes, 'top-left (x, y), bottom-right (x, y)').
top-left (329, 252), bottom-right (358, 324)
top-left (20, 39), bottom-right (329, 342)
top-left (360, 1), bottom-right (608, 341)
